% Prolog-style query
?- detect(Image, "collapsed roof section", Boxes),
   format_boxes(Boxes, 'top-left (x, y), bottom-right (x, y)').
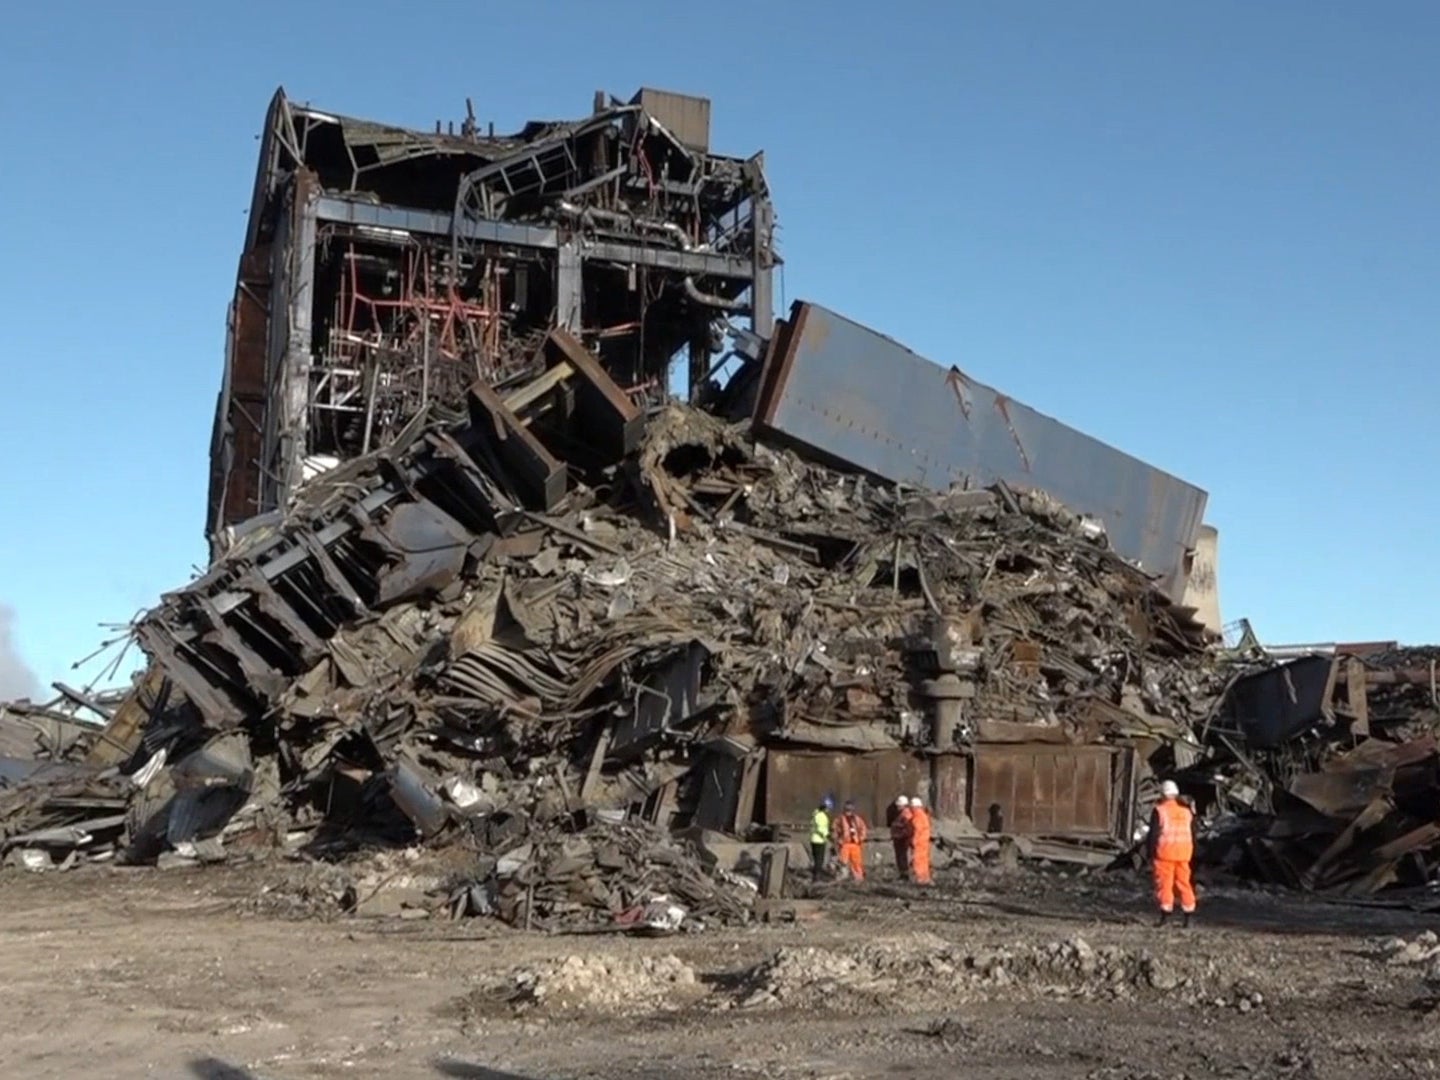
top-left (209, 86), bottom-right (776, 551)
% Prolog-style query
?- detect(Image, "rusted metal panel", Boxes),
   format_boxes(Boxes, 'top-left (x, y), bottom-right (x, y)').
top-left (763, 749), bottom-right (928, 827)
top-left (544, 329), bottom-right (646, 459)
top-left (970, 745), bottom-right (1116, 837)
top-left (631, 88), bottom-right (711, 152)
top-left (1334, 641), bottom-right (1398, 657)
top-left (209, 247), bottom-right (273, 535)
top-left (932, 755), bottom-right (968, 821)
top-left (753, 302), bottom-right (1208, 600)
top-left (468, 380), bottom-right (567, 510)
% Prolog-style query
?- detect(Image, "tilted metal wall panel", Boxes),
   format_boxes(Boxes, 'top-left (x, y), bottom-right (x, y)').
top-left (754, 303), bottom-right (1208, 600)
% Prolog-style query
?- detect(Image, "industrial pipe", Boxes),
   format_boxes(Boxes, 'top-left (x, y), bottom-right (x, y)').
top-left (683, 276), bottom-right (749, 312)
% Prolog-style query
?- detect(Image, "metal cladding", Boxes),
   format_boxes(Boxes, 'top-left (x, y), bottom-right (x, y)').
top-left (752, 302), bottom-right (1208, 601)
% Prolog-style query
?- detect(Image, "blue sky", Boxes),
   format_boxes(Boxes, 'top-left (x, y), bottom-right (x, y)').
top-left (1, 1), bottom-right (1436, 695)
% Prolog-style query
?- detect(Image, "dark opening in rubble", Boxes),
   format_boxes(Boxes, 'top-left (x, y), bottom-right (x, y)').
top-left (275, 569), bottom-right (349, 635)
top-left (230, 607), bottom-right (308, 678)
top-left (868, 562), bottom-right (924, 595)
top-left (800, 533), bottom-right (860, 570)
top-left (660, 441), bottom-right (746, 481)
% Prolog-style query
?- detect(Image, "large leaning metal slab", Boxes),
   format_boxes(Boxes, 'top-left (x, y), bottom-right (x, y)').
top-left (752, 301), bottom-right (1208, 601)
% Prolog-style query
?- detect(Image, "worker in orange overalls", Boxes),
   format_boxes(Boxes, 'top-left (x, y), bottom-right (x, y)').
top-left (1147, 779), bottom-right (1196, 927)
top-left (887, 795), bottom-right (912, 880)
top-left (908, 793), bottom-right (933, 885)
top-left (833, 799), bottom-right (869, 881)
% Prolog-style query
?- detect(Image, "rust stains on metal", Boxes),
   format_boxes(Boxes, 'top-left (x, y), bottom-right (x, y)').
top-left (971, 744), bottom-right (1124, 839)
top-left (944, 366), bottom-right (972, 420)
top-left (991, 393), bottom-right (1032, 473)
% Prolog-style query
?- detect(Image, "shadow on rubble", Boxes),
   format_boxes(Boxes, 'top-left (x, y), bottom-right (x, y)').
top-left (188, 1056), bottom-right (543, 1079)
top-left (913, 873), bottom-right (1440, 940)
top-left (1171, 887), bottom-right (1440, 939)
top-left (188, 1059), bottom-right (259, 1080)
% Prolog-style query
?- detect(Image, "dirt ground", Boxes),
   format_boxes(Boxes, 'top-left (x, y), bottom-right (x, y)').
top-left (4, 855), bottom-right (1440, 1079)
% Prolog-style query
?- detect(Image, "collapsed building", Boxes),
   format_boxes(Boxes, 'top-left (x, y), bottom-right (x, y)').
top-left (208, 87), bottom-right (773, 555)
top-left (3, 86), bottom-right (1436, 925)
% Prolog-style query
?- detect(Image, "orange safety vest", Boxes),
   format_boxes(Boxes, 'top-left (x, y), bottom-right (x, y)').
top-left (908, 806), bottom-right (931, 844)
top-left (1153, 799), bottom-right (1193, 862)
top-left (836, 812), bottom-right (868, 844)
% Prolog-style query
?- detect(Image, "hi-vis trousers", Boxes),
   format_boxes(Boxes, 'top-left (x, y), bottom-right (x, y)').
top-left (1153, 858), bottom-right (1196, 913)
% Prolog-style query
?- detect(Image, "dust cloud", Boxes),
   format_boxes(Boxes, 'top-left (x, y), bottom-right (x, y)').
top-left (0, 604), bottom-right (39, 701)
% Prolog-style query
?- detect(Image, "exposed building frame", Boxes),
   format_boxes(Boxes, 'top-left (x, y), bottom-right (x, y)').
top-left (208, 87), bottom-right (777, 552)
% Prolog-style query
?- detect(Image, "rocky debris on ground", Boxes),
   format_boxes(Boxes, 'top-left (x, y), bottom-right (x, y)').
top-left (914, 1015), bottom-right (977, 1048)
top-left (1371, 930), bottom-right (1440, 1007)
top-left (730, 933), bottom-right (1205, 1010)
top-left (453, 924), bottom-right (1312, 1020)
top-left (447, 818), bottom-right (756, 932)
top-left (491, 952), bottom-right (702, 1014)
top-left (242, 846), bottom-right (450, 921)
top-left (1375, 930), bottom-right (1440, 966)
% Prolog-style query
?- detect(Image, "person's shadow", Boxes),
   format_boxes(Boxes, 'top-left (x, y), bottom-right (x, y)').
top-left (189, 1057), bottom-right (541, 1079)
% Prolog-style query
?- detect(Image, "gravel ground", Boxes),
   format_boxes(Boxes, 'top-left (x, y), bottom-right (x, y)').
top-left (3, 856), bottom-right (1440, 1078)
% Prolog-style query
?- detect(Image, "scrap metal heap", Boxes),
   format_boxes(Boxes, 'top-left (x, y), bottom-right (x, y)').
top-left (6, 88), bottom-right (1440, 923)
top-left (2, 362), bottom-right (1223, 914)
top-left (1195, 645), bottom-right (1440, 898)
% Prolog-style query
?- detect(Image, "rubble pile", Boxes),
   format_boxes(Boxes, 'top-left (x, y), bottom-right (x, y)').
top-left (6, 386), bottom-right (1440, 911)
top-left (8, 83), bottom-right (1440, 924)
top-left (498, 952), bottom-right (702, 1013)
top-left (1195, 645), bottom-right (1440, 898)
top-left (732, 933), bottom-right (1202, 1009)
top-left (447, 818), bottom-right (757, 932)
top-left (0, 685), bottom-right (121, 798)
top-left (0, 400), bottom-right (1230, 894)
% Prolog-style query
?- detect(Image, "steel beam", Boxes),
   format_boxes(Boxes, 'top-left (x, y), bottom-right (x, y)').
top-left (556, 239), bottom-right (582, 331)
top-left (749, 195), bottom-right (775, 338)
top-left (315, 195), bottom-right (559, 249)
top-left (468, 381), bottom-right (567, 511)
top-left (316, 195), bottom-right (755, 280)
top-left (279, 172), bottom-right (318, 507)
top-left (544, 329), bottom-right (646, 459)
top-left (580, 239), bottom-right (753, 280)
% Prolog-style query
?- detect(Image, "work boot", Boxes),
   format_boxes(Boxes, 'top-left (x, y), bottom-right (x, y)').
top-left (1182, 911), bottom-right (1193, 929)
top-left (1155, 911), bottom-right (1170, 928)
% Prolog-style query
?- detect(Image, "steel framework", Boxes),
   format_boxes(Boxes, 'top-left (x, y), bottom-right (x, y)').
top-left (208, 87), bottom-right (776, 552)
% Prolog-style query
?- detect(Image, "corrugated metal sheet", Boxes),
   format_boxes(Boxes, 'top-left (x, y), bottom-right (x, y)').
top-left (764, 749), bottom-right (929, 827)
top-left (970, 745), bottom-right (1118, 837)
top-left (754, 302), bottom-right (1208, 600)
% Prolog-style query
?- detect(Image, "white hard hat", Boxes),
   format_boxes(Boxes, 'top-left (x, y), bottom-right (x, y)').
top-left (1160, 780), bottom-right (1180, 798)
top-left (911, 794), bottom-right (924, 807)
top-left (895, 795), bottom-right (910, 807)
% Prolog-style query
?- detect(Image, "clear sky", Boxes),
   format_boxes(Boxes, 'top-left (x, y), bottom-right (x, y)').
top-left (1, 1), bottom-right (1436, 697)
